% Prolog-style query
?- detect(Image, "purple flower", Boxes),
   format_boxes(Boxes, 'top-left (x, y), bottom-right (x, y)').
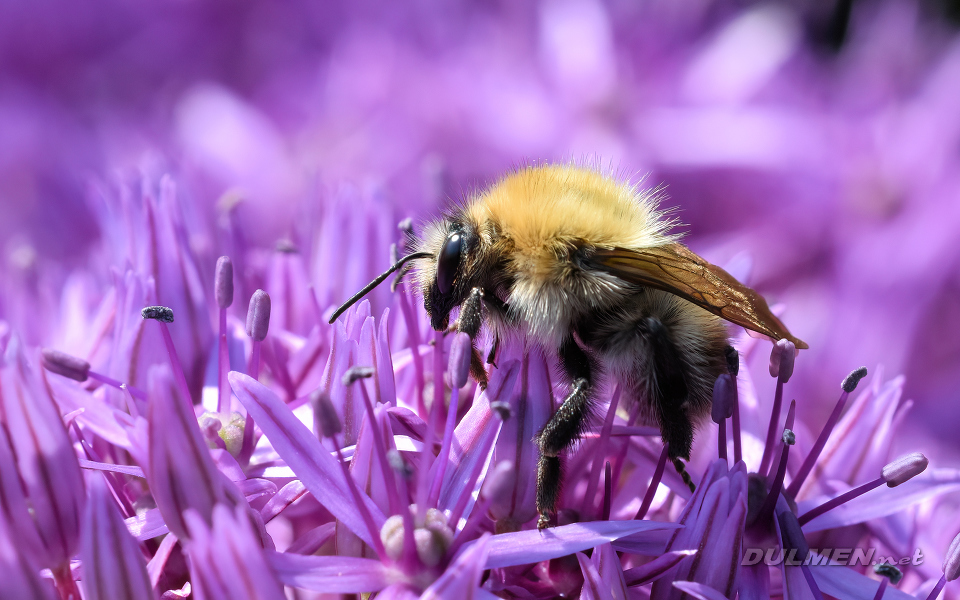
top-left (2, 2), bottom-right (960, 598)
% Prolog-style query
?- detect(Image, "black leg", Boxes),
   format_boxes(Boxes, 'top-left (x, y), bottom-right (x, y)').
top-left (456, 288), bottom-right (483, 338)
top-left (536, 455), bottom-right (562, 530)
top-left (486, 334), bottom-right (500, 366)
top-left (637, 317), bottom-right (693, 461)
top-left (535, 337), bottom-right (594, 528)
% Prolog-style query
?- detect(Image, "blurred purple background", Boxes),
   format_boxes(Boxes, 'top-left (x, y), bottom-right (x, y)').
top-left (2, 0), bottom-right (960, 454)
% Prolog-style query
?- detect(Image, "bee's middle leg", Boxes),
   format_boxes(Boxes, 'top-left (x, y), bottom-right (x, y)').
top-left (535, 336), bottom-right (593, 529)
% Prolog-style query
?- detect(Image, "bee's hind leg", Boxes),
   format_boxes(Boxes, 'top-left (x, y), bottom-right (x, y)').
top-left (637, 316), bottom-right (696, 492)
top-left (535, 337), bottom-right (594, 529)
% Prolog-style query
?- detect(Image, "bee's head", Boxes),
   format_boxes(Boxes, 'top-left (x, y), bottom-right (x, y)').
top-left (415, 218), bottom-right (480, 331)
top-left (327, 214), bottom-right (483, 330)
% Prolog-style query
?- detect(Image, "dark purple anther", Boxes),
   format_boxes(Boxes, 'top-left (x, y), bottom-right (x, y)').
top-left (41, 348), bottom-right (90, 382)
top-left (141, 306), bottom-right (174, 323)
top-left (245, 290), bottom-right (271, 341)
top-left (215, 256), bottom-right (234, 309)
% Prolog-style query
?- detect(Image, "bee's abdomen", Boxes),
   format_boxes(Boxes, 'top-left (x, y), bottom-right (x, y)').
top-left (578, 290), bottom-right (729, 458)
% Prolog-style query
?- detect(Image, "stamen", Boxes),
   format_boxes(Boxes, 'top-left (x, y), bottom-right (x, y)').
top-left (872, 576), bottom-right (889, 600)
top-left (387, 451), bottom-right (418, 571)
top-left (141, 306), bottom-right (174, 323)
top-left (449, 332), bottom-right (472, 390)
top-left (712, 374), bottom-right (734, 461)
top-left (725, 346), bottom-right (742, 464)
top-left (41, 348), bottom-right (90, 382)
top-left (779, 511), bottom-right (825, 600)
top-left (602, 461), bottom-right (612, 521)
top-left (215, 256), bottom-right (234, 309)
top-left (395, 280), bottom-right (426, 412)
top-left (769, 339), bottom-right (796, 383)
top-left (635, 444), bottom-right (669, 520)
top-left (842, 367), bottom-right (869, 393)
top-left (342, 366), bottom-right (375, 386)
top-left (239, 291), bottom-right (271, 466)
top-left (757, 403), bottom-right (796, 526)
top-left (245, 289), bottom-right (271, 343)
top-left (944, 531), bottom-right (960, 582)
top-left (759, 342), bottom-right (792, 476)
top-left (311, 390), bottom-right (342, 439)
top-left (798, 453), bottom-right (928, 526)
top-left (351, 373), bottom-right (401, 515)
top-left (874, 563), bottom-right (902, 585)
top-left (787, 367), bottom-right (868, 498)
top-left (215, 256), bottom-right (233, 413)
top-left (582, 386), bottom-right (621, 518)
top-left (881, 452), bottom-right (928, 487)
top-left (926, 576), bottom-right (947, 600)
top-left (142, 306), bottom-right (192, 406)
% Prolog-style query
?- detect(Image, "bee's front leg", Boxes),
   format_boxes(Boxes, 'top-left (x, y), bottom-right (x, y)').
top-left (535, 337), bottom-right (594, 529)
top-left (455, 288), bottom-right (489, 388)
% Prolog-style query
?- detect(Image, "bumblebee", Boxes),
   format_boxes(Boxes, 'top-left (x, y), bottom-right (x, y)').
top-left (332, 164), bottom-right (806, 528)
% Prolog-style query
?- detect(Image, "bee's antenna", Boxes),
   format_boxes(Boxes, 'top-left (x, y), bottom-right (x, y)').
top-left (328, 252), bottom-right (432, 324)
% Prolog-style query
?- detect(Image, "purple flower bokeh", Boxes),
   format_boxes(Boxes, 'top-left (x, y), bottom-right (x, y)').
top-left (3, 0), bottom-right (960, 598)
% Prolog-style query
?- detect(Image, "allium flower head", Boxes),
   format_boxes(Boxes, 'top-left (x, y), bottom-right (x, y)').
top-left (3, 2), bottom-right (960, 599)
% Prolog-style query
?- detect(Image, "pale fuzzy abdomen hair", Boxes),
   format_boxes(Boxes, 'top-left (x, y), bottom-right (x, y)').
top-left (588, 290), bottom-right (730, 426)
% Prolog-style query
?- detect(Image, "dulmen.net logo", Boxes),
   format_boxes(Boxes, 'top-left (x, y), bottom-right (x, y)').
top-left (743, 548), bottom-right (925, 567)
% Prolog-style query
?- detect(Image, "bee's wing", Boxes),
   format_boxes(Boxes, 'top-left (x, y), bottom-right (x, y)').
top-left (588, 244), bottom-right (808, 349)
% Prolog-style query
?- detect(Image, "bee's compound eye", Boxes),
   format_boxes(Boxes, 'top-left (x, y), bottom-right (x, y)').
top-left (436, 232), bottom-right (462, 295)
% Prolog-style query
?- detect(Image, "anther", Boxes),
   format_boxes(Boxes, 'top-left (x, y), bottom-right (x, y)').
top-left (141, 306), bottom-right (174, 323)
top-left (944, 532), bottom-right (960, 582)
top-left (769, 339), bottom-right (796, 383)
top-left (882, 452), bottom-right (928, 487)
top-left (842, 367), bottom-right (869, 393)
top-left (311, 390), bottom-right (342, 439)
top-left (215, 256), bottom-right (234, 309)
top-left (724, 345), bottom-right (740, 376)
top-left (245, 290), bottom-right (271, 341)
top-left (41, 348), bottom-right (90, 382)
top-left (874, 563), bottom-right (903, 585)
top-left (342, 366), bottom-right (375, 387)
top-left (449, 332), bottom-right (472, 389)
top-left (712, 374), bottom-right (735, 423)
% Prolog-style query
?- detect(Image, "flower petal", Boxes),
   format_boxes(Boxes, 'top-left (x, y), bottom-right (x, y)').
top-left (482, 520), bottom-right (679, 569)
top-left (421, 533), bottom-right (492, 600)
top-left (229, 371), bottom-right (385, 546)
top-left (673, 581), bottom-right (730, 600)
top-left (265, 552), bottom-right (392, 593)
top-left (80, 476), bottom-right (153, 600)
top-left (578, 551), bottom-right (616, 600)
top-left (624, 550), bottom-right (697, 586)
top-left (807, 554), bottom-right (916, 600)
